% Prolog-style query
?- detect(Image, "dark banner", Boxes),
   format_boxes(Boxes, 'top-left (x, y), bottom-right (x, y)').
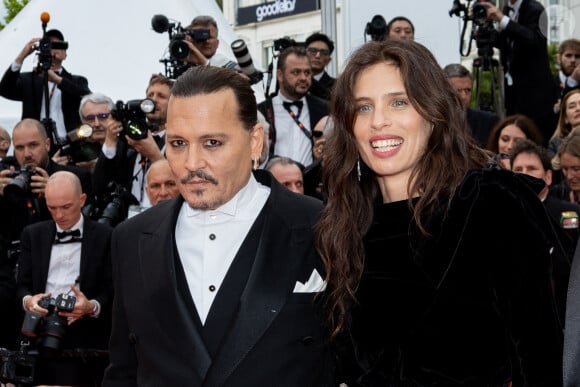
top-left (238, 0), bottom-right (319, 25)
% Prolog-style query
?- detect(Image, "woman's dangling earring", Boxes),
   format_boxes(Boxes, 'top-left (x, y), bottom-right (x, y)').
top-left (357, 158), bottom-right (361, 182)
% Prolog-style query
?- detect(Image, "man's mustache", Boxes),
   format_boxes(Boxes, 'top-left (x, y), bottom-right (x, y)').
top-left (180, 170), bottom-right (218, 185)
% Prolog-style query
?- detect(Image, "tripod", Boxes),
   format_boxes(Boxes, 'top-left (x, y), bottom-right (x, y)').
top-left (472, 45), bottom-right (504, 116)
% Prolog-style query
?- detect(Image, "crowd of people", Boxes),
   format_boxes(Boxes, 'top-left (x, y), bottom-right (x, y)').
top-left (0, 2), bottom-right (579, 386)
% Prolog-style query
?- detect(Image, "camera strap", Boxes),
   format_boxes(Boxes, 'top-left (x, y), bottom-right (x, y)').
top-left (282, 101), bottom-right (313, 144)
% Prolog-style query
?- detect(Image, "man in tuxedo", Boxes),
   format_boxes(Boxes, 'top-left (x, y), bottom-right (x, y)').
top-left (0, 119), bottom-right (92, 260)
top-left (144, 158), bottom-right (179, 206)
top-left (258, 46), bottom-right (328, 168)
top-left (482, 0), bottom-right (554, 144)
top-left (305, 33), bottom-right (336, 101)
top-left (93, 74), bottom-right (172, 210)
top-left (443, 63), bottom-right (500, 147)
top-left (103, 65), bottom-right (335, 386)
top-left (17, 171), bottom-right (112, 386)
top-left (0, 29), bottom-right (91, 150)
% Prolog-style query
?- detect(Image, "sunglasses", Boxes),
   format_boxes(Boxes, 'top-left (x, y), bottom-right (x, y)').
top-left (306, 47), bottom-right (330, 57)
top-left (84, 113), bottom-right (110, 121)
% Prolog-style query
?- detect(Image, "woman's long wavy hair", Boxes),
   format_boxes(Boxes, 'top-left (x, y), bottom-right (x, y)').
top-left (552, 89), bottom-right (580, 141)
top-left (315, 39), bottom-right (489, 341)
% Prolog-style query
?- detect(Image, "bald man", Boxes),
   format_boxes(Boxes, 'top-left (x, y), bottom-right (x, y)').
top-left (0, 125), bottom-right (10, 158)
top-left (17, 171), bottom-right (113, 386)
top-left (145, 158), bottom-right (179, 206)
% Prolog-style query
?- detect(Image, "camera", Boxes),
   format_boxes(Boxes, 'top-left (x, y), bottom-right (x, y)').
top-left (449, 0), bottom-right (498, 57)
top-left (231, 39), bottom-right (263, 85)
top-left (273, 37), bottom-right (301, 52)
top-left (36, 38), bottom-right (68, 73)
top-left (83, 181), bottom-right (139, 228)
top-left (0, 347), bottom-right (36, 385)
top-left (21, 294), bottom-right (76, 351)
top-left (3, 166), bottom-right (37, 198)
top-left (365, 15), bottom-right (388, 42)
top-left (111, 99), bottom-right (155, 141)
top-left (168, 29), bottom-right (210, 60)
top-left (57, 124), bottom-right (101, 164)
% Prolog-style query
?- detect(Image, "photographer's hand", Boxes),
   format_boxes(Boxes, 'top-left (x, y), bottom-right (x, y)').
top-left (29, 167), bottom-right (49, 195)
top-left (25, 293), bottom-right (51, 316)
top-left (16, 38), bottom-right (41, 65)
top-left (60, 285), bottom-right (96, 325)
top-left (480, 2), bottom-right (505, 22)
top-left (127, 131), bottom-right (164, 163)
top-left (183, 39), bottom-right (209, 66)
top-left (46, 69), bottom-right (63, 85)
top-left (51, 148), bottom-right (70, 166)
top-left (0, 168), bottom-right (15, 196)
top-left (103, 119), bottom-right (123, 149)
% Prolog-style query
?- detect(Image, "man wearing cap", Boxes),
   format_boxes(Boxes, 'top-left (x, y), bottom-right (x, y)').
top-left (0, 29), bottom-right (91, 152)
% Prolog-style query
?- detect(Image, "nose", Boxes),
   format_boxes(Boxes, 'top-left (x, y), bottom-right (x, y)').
top-left (184, 145), bottom-right (205, 171)
top-left (370, 105), bottom-right (390, 130)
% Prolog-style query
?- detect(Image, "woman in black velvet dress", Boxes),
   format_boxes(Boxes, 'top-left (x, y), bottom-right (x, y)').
top-left (315, 39), bottom-right (563, 386)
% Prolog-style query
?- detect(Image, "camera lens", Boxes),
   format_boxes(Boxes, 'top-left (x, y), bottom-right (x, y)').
top-left (169, 39), bottom-right (189, 60)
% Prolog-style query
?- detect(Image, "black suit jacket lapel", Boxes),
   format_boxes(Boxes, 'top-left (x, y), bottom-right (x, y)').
top-left (203, 176), bottom-right (308, 385)
top-left (139, 198), bottom-right (212, 380)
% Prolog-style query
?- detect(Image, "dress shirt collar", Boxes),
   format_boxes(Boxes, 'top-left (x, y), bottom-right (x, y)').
top-left (56, 216), bottom-right (84, 236)
top-left (509, 0), bottom-right (522, 14)
top-left (185, 173), bottom-right (261, 218)
top-left (277, 94), bottom-right (307, 106)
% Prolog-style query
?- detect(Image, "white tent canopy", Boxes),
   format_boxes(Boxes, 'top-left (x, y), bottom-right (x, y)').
top-left (0, 0), bottom-right (241, 134)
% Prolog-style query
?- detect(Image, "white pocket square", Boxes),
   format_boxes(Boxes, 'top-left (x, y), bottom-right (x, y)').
top-left (293, 268), bottom-right (327, 293)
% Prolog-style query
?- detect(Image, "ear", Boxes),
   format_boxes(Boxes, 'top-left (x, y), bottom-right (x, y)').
top-left (80, 192), bottom-right (87, 207)
top-left (545, 169), bottom-right (553, 187)
top-left (44, 137), bottom-right (51, 152)
top-left (276, 68), bottom-right (283, 83)
top-left (250, 123), bottom-right (264, 162)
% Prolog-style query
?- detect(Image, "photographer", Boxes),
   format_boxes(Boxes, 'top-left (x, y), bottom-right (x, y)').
top-left (180, 15), bottom-right (237, 70)
top-left (0, 29), bottom-right (91, 146)
top-left (92, 74), bottom-right (172, 209)
top-left (0, 119), bottom-right (92, 260)
top-left (17, 171), bottom-right (112, 386)
top-left (481, 0), bottom-right (554, 144)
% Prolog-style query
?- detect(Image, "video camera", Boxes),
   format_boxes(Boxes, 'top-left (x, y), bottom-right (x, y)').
top-left (36, 13), bottom-right (68, 73)
top-left (449, 0), bottom-right (498, 57)
top-left (21, 293), bottom-right (76, 351)
top-left (111, 99), bottom-right (155, 141)
top-left (273, 37), bottom-right (304, 53)
top-left (365, 15), bottom-right (388, 42)
top-left (151, 14), bottom-right (210, 79)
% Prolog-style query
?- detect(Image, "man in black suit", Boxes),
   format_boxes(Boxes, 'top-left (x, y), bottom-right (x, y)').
top-left (17, 171), bottom-right (112, 386)
top-left (482, 0), bottom-right (554, 144)
top-left (0, 119), bottom-right (92, 264)
top-left (92, 74), bottom-right (172, 213)
top-left (103, 65), bottom-right (335, 386)
top-left (305, 33), bottom-right (336, 101)
top-left (0, 29), bottom-right (90, 150)
top-left (258, 46), bottom-right (328, 168)
top-left (443, 63), bottom-right (500, 147)
top-left (510, 139), bottom-right (577, 322)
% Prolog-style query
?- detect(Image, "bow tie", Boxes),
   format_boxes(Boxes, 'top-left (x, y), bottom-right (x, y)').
top-left (283, 100), bottom-right (304, 110)
top-left (57, 229), bottom-right (81, 239)
top-left (55, 229), bottom-right (81, 243)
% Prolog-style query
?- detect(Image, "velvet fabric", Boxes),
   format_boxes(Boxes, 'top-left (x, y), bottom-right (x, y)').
top-left (341, 168), bottom-right (563, 386)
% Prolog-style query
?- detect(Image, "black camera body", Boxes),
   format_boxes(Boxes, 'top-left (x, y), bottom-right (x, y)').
top-left (0, 347), bottom-right (36, 385)
top-left (169, 28), bottom-right (210, 60)
top-left (273, 37), bottom-right (304, 52)
top-left (4, 166), bottom-right (37, 198)
top-left (58, 124), bottom-right (101, 164)
top-left (449, 0), bottom-right (498, 57)
top-left (22, 294), bottom-right (76, 351)
top-left (111, 99), bottom-right (155, 141)
top-left (83, 181), bottom-right (139, 228)
top-left (36, 38), bottom-right (68, 73)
